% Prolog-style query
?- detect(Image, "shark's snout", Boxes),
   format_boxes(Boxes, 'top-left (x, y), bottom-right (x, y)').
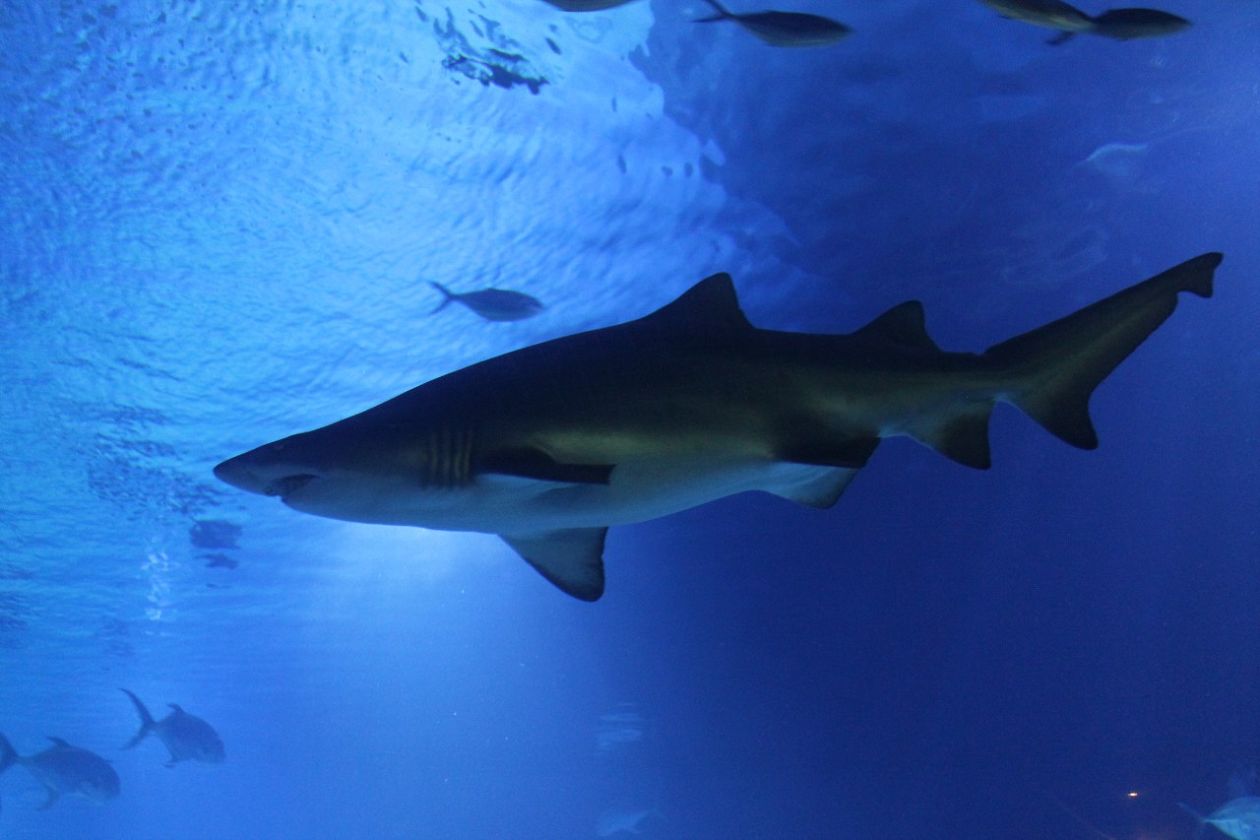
top-left (213, 447), bottom-right (319, 500)
top-left (212, 454), bottom-right (260, 493)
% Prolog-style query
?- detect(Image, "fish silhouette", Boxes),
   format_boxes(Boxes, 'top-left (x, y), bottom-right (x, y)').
top-left (0, 734), bottom-right (119, 810)
top-left (429, 282), bottom-right (544, 322)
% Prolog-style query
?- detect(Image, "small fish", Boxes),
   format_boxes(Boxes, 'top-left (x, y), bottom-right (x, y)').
top-left (541, 0), bottom-right (641, 10)
top-left (429, 281), bottom-right (544, 322)
top-left (597, 806), bottom-right (664, 836)
top-left (980, 0), bottom-right (1094, 32)
top-left (981, 0), bottom-right (1190, 43)
top-left (0, 734), bottom-right (119, 810)
top-left (1087, 7), bottom-right (1190, 40)
top-left (1181, 797), bottom-right (1260, 840)
top-left (695, 0), bottom-right (852, 47)
top-left (121, 689), bottom-right (225, 767)
top-left (1079, 141), bottom-right (1149, 178)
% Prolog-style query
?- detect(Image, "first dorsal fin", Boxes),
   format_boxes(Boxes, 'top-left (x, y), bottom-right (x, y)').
top-left (642, 273), bottom-right (752, 334)
top-left (851, 301), bottom-right (939, 351)
top-left (46, 737), bottom-right (70, 747)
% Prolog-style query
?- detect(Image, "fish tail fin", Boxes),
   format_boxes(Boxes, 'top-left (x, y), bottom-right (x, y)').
top-left (986, 253), bottom-right (1220, 450)
top-left (428, 281), bottom-right (454, 315)
top-left (695, 0), bottom-right (731, 22)
top-left (0, 733), bottom-right (17, 775)
top-left (120, 688), bottom-right (155, 749)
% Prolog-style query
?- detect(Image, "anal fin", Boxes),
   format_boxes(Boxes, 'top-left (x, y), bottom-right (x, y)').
top-left (768, 466), bottom-right (862, 509)
top-left (502, 528), bottom-right (608, 602)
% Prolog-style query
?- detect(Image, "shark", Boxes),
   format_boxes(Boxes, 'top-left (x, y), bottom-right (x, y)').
top-left (214, 253), bottom-right (1221, 601)
top-left (120, 689), bottom-right (226, 767)
top-left (0, 734), bottom-right (120, 810)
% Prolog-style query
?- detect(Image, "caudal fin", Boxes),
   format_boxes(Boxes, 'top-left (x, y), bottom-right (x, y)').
top-left (428, 281), bottom-right (455, 315)
top-left (986, 252), bottom-right (1221, 449)
top-left (0, 733), bottom-right (17, 775)
top-left (695, 0), bottom-right (731, 22)
top-left (120, 688), bottom-right (156, 749)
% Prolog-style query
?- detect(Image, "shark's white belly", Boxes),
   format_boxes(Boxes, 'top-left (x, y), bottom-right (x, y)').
top-left (285, 456), bottom-right (840, 535)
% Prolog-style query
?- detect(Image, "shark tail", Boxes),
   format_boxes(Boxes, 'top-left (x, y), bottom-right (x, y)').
top-left (120, 688), bottom-right (156, 749)
top-left (986, 252), bottom-right (1220, 450)
top-left (695, 0), bottom-right (731, 22)
top-left (0, 733), bottom-right (17, 775)
top-left (428, 281), bottom-right (455, 315)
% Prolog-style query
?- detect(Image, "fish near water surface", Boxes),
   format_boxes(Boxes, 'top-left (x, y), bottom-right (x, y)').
top-left (121, 689), bottom-right (225, 767)
top-left (429, 281), bottom-right (544, 322)
top-left (980, 0), bottom-right (1190, 43)
top-left (541, 0), bottom-right (641, 10)
top-left (1086, 7), bottom-right (1190, 40)
top-left (695, 0), bottom-right (852, 47)
top-left (215, 254), bottom-right (1222, 601)
top-left (0, 734), bottom-right (119, 810)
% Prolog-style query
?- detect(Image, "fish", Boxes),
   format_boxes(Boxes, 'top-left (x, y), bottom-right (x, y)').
top-left (980, 0), bottom-right (1190, 43)
top-left (214, 253), bottom-right (1222, 602)
top-left (1180, 797), bottom-right (1260, 839)
top-left (980, 0), bottom-right (1095, 32)
top-left (694, 0), bottom-right (852, 47)
top-left (429, 281), bottom-right (544, 322)
top-left (0, 734), bottom-right (119, 810)
top-left (596, 806), bottom-right (664, 836)
top-left (120, 688), bottom-right (226, 767)
top-left (541, 0), bottom-right (641, 10)
top-left (1087, 8), bottom-right (1191, 40)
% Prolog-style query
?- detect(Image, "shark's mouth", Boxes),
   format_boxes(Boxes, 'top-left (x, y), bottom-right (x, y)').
top-left (264, 474), bottom-right (318, 498)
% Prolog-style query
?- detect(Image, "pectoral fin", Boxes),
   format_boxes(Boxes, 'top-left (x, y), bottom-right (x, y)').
top-left (502, 528), bottom-right (608, 601)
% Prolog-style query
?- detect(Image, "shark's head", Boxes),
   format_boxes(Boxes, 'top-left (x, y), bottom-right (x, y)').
top-left (214, 420), bottom-right (437, 525)
top-left (213, 432), bottom-right (328, 501)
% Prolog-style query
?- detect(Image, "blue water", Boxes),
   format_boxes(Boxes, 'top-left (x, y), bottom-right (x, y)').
top-left (2, 1), bottom-right (1258, 838)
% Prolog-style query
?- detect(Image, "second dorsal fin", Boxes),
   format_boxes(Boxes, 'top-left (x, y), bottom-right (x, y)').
top-left (851, 301), bottom-right (938, 351)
